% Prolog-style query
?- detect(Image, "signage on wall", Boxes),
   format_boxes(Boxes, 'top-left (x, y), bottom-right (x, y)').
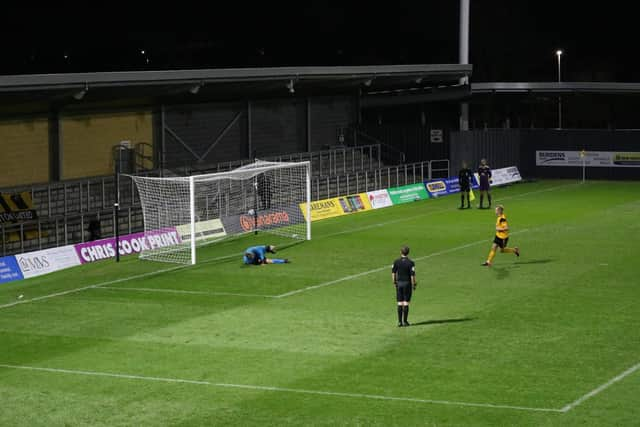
top-left (430, 129), bottom-right (443, 143)
top-left (536, 150), bottom-right (640, 167)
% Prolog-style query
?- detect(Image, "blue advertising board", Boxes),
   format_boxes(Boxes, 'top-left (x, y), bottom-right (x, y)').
top-left (0, 256), bottom-right (24, 284)
top-left (424, 175), bottom-right (479, 197)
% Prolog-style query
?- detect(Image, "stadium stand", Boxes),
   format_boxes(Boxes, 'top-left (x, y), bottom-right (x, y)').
top-left (0, 154), bottom-right (446, 256)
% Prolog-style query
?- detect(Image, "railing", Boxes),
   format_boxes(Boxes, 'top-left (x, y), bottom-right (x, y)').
top-left (134, 142), bottom-right (154, 172)
top-left (1, 206), bottom-right (142, 256)
top-left (428, 159), bottom-right (450, 179)
top-left (0, 144), bottom-right (384, 222)
top-left (346, 127), bottom-right (406, 165)
top-left (1, 158), bottom-right (450, 257)
top-left (189, 143), bottom-right (382, 176)
top-left (310, 159), bottom-right (448, 200)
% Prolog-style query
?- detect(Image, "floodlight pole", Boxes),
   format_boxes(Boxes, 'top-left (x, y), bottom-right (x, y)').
top-left (459, 0), bottom-right (470, 131)
top-left (556, 50), bottom-right (563, 129)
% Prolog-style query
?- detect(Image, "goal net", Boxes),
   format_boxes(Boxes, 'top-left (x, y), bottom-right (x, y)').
top-left (129, 160), bottom-right (311, 264)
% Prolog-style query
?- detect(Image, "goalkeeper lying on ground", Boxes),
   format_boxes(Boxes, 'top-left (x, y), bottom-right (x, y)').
top-left (243, 245), bottom-right (289, 265)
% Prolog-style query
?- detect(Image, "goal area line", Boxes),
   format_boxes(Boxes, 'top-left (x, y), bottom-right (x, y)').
top-left (0, 363), bottom-right (563, 413)
top-left (3, 359), bottom-right (638, 413)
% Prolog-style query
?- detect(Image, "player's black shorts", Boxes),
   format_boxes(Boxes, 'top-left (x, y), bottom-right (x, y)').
top-left (396, 281), bottom-right (412, 302)
top-left (493, 236), bottom-right (509, 248)
top-left (460, 183), bottom-right (470, 192)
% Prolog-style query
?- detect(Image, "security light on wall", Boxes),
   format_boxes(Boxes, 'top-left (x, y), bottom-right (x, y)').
top-left (286, 79), bottom-right (295, 94)
top-left (189, 83), bottom-right (202, 94)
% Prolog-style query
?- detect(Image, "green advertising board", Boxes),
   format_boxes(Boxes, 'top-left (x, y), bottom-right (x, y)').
top-left (387, 183), bottom-right (430, 205)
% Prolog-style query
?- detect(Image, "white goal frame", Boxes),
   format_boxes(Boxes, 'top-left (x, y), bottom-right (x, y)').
top-left (129, 160), bottom-right (311, 265)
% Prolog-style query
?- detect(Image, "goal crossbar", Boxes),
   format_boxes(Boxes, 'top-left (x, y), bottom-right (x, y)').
top-left (128, 160), bottom-right (311, 265)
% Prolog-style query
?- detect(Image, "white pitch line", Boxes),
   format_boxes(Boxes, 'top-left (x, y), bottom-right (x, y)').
top-left (0, 363), bottom-right (562, 413)
top-left (276, 269), bottom-right (388, 298)
top-left (0, 252), bottom-right (246, 311)
top-left (276, 230), bottom-right (529, 299)
top-left (560, 361), bottom-right (640, 413)
top-left (214, 383), bottom-right (562, 413)
top-left (99, 286), bottom-right (277, 299)
top-left (0, 364), bottom-right (211, 385)
top-left (497, 182), bottom-right (580, 202)
top-left (0, 182), bottom-right (569, 310)
top-left (320, 206), bottom-right (451, 239)
top-left (320, 182), bottom-right (576, 240)
top-left (0, 265), bottom-right (186, 310)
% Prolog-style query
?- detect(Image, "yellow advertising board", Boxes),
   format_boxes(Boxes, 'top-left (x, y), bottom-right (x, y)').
top-left (300, 193), bottom-right (372, 221)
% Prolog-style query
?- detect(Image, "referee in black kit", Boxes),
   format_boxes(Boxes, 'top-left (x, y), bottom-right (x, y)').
top-left (392, 246), bottom-right (416, 327)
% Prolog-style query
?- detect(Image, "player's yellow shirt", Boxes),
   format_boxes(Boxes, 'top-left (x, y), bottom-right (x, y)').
top-left (496, 214), bottom-right (509, 239)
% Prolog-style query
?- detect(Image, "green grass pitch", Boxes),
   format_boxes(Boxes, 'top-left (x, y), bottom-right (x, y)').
top-left (1, 179), bottom-right (639, 426)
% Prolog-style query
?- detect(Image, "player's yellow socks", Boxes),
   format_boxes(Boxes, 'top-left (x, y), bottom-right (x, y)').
top-left (502, 248), bottom-right (515, 254)
top-left (487, 249), bottom-right (496, 263)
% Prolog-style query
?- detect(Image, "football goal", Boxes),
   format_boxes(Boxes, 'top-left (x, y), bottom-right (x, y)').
top-left (129, 160), bottom-right (311, 264)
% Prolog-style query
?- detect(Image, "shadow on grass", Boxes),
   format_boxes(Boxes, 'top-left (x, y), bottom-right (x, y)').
top-left (489, 258), bottom-right (553, 278)
top-left (410, 317), bottom-right (475, 327)
top-left (205, 239), bottom-right (306, 268)
top-left (514, 258), bottom-right (554, 265)
top-left (492, 266), bottom-right (511, 280)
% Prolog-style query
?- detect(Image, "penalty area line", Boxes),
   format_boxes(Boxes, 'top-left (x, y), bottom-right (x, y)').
top-left (318, 182), bottom-right (575, 241)
top-left (98, 286), bottom-right (277, 299)
top-left (0, 363), bottom-right (562, 413)
top-left (0, 264), bottom-right (186, 310)
top-left (0, 182), bottom-right (569, 310)
top-left (0, 252), bottom-right (244, 311)
top-left (275, 230), bottom-right (530, 298)
top-left (560, 360), bottom-right (640, 413)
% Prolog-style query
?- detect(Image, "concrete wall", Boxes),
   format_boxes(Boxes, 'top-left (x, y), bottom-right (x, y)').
top-left (1, 95), bottom-right (357, 187)
top-left (60, 111), bottom-right (153, 179)
top-left (0, 117), bottom-right (49, 187)
top-left (251, 99), bottom-right (306, 156)
top-left (163, 101), bottom-right (246, 169)
top-left (309, 97), bottom-right (353, 151)
top-left (450, 129), bottom-right (640, 179)
top-left (162, 96), bottom-right (356, 169)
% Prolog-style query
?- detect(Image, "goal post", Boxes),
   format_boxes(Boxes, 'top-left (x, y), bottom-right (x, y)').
top-left (129, 160), bottom-right (311, 265)
top-left (306, 163), bottom-right (311, 241)
top-left (189, 175), bottom-right (196, 265)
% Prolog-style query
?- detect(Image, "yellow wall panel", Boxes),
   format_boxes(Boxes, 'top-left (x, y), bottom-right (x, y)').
top-left (0, 118), bottom-right (49, 188)
top-left (61, 111), bottom-right (153, 179)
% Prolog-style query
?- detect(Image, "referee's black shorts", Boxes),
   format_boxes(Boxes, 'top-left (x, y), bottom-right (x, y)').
top-left (396, 281), bottom-right (412, 302)
top-left (479, 177), bottom-right (490, 191)
top-left (493, 236), bottom-right (509, 249)
top-left (460, 183), bottom-right (470, 192)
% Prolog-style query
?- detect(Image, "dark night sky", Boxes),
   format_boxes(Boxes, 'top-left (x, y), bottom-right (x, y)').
top-left (2, 1), bottom-right (637, 82)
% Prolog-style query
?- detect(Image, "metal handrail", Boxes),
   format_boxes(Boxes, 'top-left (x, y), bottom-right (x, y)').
top-left (1, 158), bottom-right (449, 257)
top-left (348, 127), bottom-right (406, 164)
top-left (0, 144), bottom-right (383, 210)
top-left (428, 159), bottom-right (450, 179)
top-left (311, 160), bottom-right (431, 200)
top-left (1, 206), bottom-right (143, 256)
